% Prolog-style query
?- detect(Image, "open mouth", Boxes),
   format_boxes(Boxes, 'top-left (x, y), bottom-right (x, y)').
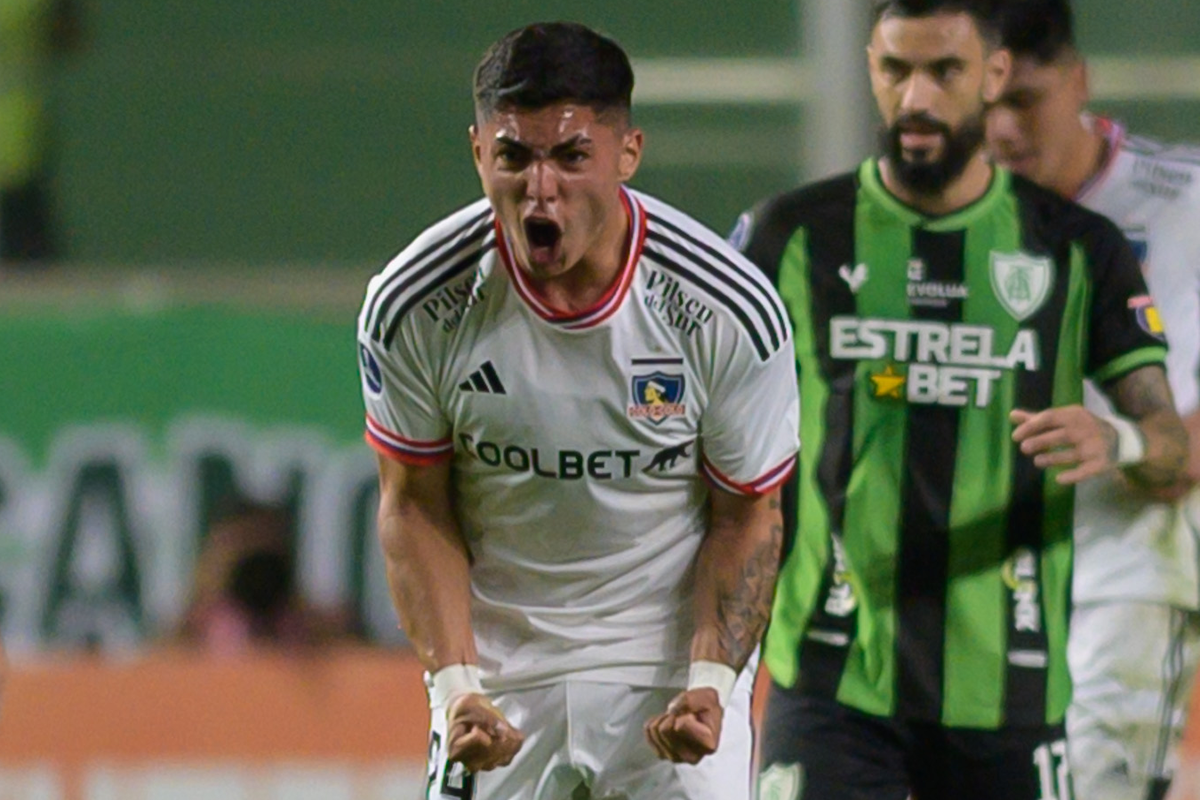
top-left (523, 218), bottom-right (563, 266)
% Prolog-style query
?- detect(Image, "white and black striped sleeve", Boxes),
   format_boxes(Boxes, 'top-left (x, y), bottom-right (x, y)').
top-left (638, 192), bottom-right (791, 364)
top-left (355, 202), bottom-right (494, 464)
top-left (698, 319), bottom-right (799, 496)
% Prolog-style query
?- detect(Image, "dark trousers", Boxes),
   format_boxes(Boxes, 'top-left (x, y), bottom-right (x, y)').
top-left (758, 684), bottom-right (1074, 800)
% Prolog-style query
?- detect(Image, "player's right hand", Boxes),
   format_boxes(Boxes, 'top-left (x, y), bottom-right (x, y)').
top-left (644, 687), bottom-right (724, 765)
top-left (444, 693), bottom-right (525, 773)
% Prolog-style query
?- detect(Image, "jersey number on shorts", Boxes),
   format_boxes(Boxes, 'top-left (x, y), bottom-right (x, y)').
top-left (426, 730), bottom-right (477, 799)
top-left (1033, 739), bottom-right (1072, 800)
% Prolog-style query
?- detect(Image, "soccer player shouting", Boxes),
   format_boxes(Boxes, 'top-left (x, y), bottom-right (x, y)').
top-left (356, 22), bottom-right (798, 800)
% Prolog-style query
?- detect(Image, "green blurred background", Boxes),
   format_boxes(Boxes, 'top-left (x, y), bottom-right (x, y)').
top-left (46, 0), bottom-right (1200, 268)
top-left (52, 0), bottom-right (800, 266)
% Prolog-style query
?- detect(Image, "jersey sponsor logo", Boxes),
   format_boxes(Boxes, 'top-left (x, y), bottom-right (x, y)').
top-left (1002, 547), bottom-right (1041, 634)
top-left (757, 762), bottom-right (803, 800)
top-left (628, 370), bottom-right (687, 424)
top-left (838, 262), bottom-right (869, 294)
top-left (421, 274), bottom-right (486, 334)
top-left (990, 251), bottom-right (1053, 321)
top-left (906, 258), bottom-right (968, 307)
top-left (358, 343), bottom-right (383, 396)
top-left (1128, 294), bottom-right (1166, 340)
top-left (643, 439), bottom-right (694, 474)
top-left (824, 534), bottom-right (857, 617)
top-left (869, 364), bottom-right (906, 400)
top-left (833, 318), bottom-right (1039, 408)
top-left (869, 362), bottom-right (1003, 408)
top-left (643, 269), bottom-right (715, 337)
top-left (831, 318), bottom-right (1041, 369)
top-left (457, 361), bottom-right (506, 395)
top-left (1133, 157), bottom-right (1193, 201)
top-left (458, 432), bottom-right (641, 481)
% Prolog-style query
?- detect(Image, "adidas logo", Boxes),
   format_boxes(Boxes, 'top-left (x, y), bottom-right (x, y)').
top-left (459, 361), bottom-right (507, 395)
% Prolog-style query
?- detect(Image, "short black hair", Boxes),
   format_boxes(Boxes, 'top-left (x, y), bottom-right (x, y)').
top-left (872, 0), bottom-right (1002, 46)
top-left (473, 22), bottom-right (634, 122)
top-left (993, 0), bottom-right (1076, 63)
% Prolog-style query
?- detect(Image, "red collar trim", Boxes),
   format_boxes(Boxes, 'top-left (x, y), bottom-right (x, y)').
top-left (496, 187), bottom-right (646, 329)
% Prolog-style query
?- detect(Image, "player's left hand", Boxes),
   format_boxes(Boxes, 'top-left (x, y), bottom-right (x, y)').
top-left (644, 687), bottom-right (723, 765)
top-left (1011, 406), bottom-right (1117, 485)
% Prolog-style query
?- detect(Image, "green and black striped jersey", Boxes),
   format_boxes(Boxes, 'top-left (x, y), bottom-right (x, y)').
top-left (738, 159), bottom-right (1167, 729)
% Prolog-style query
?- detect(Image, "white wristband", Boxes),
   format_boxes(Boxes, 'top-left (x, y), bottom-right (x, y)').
top-left (429, 664), bottom-right (483, 708)
top-left (687, 660), bottom-right (738, 708)
top-left (1101, 414), bottom-right (1147, 466)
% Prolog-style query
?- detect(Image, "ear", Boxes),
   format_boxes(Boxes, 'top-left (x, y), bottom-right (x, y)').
top-left (469, 124), bottom-right (483, 171)
top-left (982, 46), bottom-right (1013, 105)
top-left (618, 127), bottom-right (644, 182)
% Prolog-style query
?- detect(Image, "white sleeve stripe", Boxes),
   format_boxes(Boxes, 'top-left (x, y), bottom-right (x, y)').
top-left (364, 414), bottom-right (453, 455)
top-left (701, 454), bottom-right (797, 496)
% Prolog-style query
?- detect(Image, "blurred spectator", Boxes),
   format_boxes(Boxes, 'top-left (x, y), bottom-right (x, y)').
top-left (176, 503), bottom-right (349, 655)
top-left (0, 0), bottom-right (80, 264)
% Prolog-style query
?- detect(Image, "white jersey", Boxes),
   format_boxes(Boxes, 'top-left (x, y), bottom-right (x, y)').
top-left (1073, 117), bottom-right (1200, 607)
top-left (356, 187), bottom-right (800, 691)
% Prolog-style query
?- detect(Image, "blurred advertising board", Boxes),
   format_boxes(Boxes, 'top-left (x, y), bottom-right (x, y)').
top-left (0, 649), bottom-right (430, 799)
top-left (0, 292), bottom-right (404, 653)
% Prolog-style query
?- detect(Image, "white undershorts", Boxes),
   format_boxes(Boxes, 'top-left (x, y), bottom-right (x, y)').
top-left (1068, 601), bottom-right (1200, 800)
top-left (424, 673), bottom-right (755, 800)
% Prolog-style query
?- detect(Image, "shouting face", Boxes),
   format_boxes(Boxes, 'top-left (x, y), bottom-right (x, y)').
top-left (471, 101), bottom-right (643, 286)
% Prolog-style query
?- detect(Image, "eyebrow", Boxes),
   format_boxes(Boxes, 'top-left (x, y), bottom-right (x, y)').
top-left (494, 134), bottom-right (593, 155)
top-left (879, 55), bottom-right (966, 71)
top-left (929, 56), bottom-right (966, 71)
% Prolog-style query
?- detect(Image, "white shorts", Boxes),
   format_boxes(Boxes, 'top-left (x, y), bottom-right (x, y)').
top-left (424, 674), bottom-right (755, 800)
top-left (1067, 601), bottom-right (1200, 800)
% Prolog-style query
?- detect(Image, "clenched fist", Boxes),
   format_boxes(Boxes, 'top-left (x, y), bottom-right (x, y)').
top-left (445, 693), bottom-right (525, 773)
top-left (644, 687), bottom-right (724, 765)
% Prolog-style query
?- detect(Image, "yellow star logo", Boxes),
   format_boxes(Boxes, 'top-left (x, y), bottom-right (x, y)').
top-left (870, 364), bottom-right (906, 399)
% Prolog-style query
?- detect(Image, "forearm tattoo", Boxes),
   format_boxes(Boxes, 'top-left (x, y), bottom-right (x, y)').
top-left (1109, 364), bottom-right (1175, 419)
top-left (1108, 364), bottom-right (1188, 486)
top-left (714, 494), bottom-right (784, 669)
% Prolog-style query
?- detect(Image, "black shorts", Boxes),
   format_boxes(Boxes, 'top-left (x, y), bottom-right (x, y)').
top-left (757, 684), bottom-right (1073, 800)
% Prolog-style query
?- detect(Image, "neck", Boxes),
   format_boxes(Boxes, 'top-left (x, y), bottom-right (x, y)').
top-left (525, 202), bottom-right (630, 313)
top-left (1054, 117), bottom-right (1108, 199)
top-left (879, 150), bottom-right (994, 216)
